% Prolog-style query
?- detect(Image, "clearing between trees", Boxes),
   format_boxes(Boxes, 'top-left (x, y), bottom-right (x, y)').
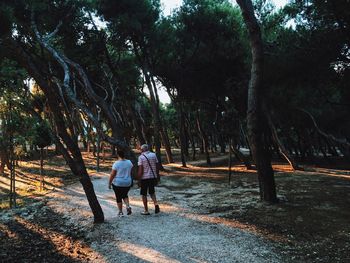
top-left (1, 153), bottom-right (349, 263)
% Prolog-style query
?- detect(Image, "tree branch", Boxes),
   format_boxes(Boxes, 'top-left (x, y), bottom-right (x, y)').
top-left (297, 108), bottom-right (350, 147)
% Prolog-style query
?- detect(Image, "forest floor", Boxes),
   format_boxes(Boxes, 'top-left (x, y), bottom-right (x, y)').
top-left (0, 151), bottom-right (350, 262)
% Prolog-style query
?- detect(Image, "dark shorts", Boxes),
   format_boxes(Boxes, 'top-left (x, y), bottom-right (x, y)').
top-left (140, 178), bottom-right (157, 196)
top-left (112, 184), bottom-right (130, 203)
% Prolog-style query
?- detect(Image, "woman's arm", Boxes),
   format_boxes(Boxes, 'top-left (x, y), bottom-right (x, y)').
top-left (109, 169), bottom-right (117, 189)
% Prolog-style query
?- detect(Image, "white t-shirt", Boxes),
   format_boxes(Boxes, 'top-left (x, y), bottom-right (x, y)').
top-left (138, 151), bottom-right (158, 180)
top-left (112, 159), bottom-right (133, 187)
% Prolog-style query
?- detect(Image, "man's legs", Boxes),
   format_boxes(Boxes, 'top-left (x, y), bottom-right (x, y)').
top-left (141, 180), bottom-right (150, 214)
top-left (150, 194), bottom-right (158, 206)
top-left (149, 179), bottom-right (160, 213)
top-left (142, 195), bottom-right (148, 212)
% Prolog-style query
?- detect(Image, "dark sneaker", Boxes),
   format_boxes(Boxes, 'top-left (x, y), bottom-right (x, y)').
top-left (155, 205), bottom-right (160, 214)
top-left (127, 206), bottom-right (132, 215)
top-left (118, 211), bottom-right (124, 217)
top-left (141, 211), bottom-right (151, 215)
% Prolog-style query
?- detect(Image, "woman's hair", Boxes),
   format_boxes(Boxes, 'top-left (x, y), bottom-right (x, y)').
top-left (117, 150), bottom-right (125, 159)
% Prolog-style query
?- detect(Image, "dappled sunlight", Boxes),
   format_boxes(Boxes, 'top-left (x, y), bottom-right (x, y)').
top-left (0, 223), bottom-right (20, 240)
top-left (13, 216), bottom-right (104, 260)
top-left (126, 194), bottom-right (287, 242)
top-left (0, 154), bottom-right (75, 209)
top-left (117, 242), bottom-right (181, 263)
top-left (298, 168), bottom-right (350, 180)
top-left (182, 213), bottom-right (287, 243)
top-left (272, 164), bottom-right (294, 173)
top-left (129, 199), bottom-right (180, 213)
top-left (165, 163), bottom-right (294, 174)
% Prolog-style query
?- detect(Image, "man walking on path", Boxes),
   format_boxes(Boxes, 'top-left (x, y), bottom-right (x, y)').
top-left (138, 144), bottom-right (160, 215)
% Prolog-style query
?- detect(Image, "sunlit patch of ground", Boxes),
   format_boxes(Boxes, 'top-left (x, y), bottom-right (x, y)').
top-left (0, 202), bottom-right (103, 262)
top-left (0, 150), bottom-right (116, 209)
top-left (117, 242), bottom-right (181, 263)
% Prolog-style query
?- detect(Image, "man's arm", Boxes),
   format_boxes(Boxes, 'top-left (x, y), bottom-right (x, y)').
top-left (156, 163), bottom-right (160, 176)
top-left (155, 154), bottom-right (160, 176)
top-left (138, 165), bottom-right (143, 179)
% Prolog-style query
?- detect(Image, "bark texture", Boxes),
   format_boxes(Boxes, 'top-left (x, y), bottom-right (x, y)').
top-left (237, 0), bottom-right (277, 202)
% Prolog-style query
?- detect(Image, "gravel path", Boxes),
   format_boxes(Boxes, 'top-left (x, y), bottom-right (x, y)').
top-left (47, 173), bottom-right (282, 263)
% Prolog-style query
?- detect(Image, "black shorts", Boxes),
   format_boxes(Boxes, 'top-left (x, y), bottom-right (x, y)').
top-left (140, 178), bottom-right (157, 196)
top-left (112, 184), bottom-right (130, 203)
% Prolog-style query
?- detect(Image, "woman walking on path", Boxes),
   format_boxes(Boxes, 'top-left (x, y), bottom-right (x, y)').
top-left (109, 150), bottom-right (133, 216)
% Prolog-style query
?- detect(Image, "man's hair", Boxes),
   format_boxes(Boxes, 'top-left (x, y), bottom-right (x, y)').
top-left (141, 144), bottom-right (149, 151)
top-left (117, 150), bottom-right (125, 158)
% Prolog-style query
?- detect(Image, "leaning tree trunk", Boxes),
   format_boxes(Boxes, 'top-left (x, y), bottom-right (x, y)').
top-left (127, 104), bottom-right (146, 145)
top-left (143, 72), bottom-right (164, 169)
top-left (11, 42), bottom-right (104, 222)
top-left (230, 143), bottom-right (253, 170)
top-left (150, 76), bottom-right (174, 163)
top-left (133, 42), bottom-right (172, 166)
top-left (237, 0), bottom-right (277, 202)
top-left (298, 108), bottom-right (350, 160)
top-left (265, 111), bottom-right (299, 171)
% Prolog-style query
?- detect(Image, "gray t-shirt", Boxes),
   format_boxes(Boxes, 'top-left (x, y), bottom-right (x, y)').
top-left (112, 159), bottom-right (133, 187)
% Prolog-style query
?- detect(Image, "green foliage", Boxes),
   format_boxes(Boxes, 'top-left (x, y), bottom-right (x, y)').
top-left (261, 0), bottom-right (350, 138)
top-left (154, 0), bottom-right (247, 102)
top-left (0, 0), bottom-right (349, 161)
top-left (32, 121), bottom-right (52, 148)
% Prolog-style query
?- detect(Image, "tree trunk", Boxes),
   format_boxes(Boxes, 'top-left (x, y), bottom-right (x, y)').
top-left (231, 144), bottom-right (253, 170)
top-left (228, 138), bottom-right (233, 183)
top-left (178, 103), bottom-right (187, 167)
top-left (185, 115), bottom-right (197, 160)
top-left (298, 108), bottom-right (350, 160)
top-left (151, 77), bottom-right (174, 163)
top-left (237, 0), bottom-right (277, 202)
top-left (266, 111), bottom-right (299, 171)
top-left (143, 72), bottom-right (164, 169)
top-left (0, 149), bottom-right (11, 174)
top-left (39, 148), bottom-right (44, 191)
top-left (127, 104), bottom-right (146, 145)
top-left (11, 43), bottom-right (104, 222)
top-left (196, 110), bottom-right (211, 165)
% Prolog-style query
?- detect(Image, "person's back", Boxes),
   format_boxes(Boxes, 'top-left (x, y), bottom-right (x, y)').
top-left (112, 159), bottom-right (133, 187)
top-left (139, 151), bottom-right (158, 180)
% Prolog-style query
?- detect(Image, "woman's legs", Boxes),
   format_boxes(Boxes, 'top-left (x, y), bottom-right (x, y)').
top-left (121, 187), bottom-right (131, 215)
top-left (117, 201), bottom-right (123, 213)
top-left (123, 197), bottom-right (130, 207)
top-left (112, 185), bottom-right (124, 214)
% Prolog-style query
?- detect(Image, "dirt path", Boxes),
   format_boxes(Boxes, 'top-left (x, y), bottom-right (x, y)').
top-left (45, 171), bottom-right (282, 263)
